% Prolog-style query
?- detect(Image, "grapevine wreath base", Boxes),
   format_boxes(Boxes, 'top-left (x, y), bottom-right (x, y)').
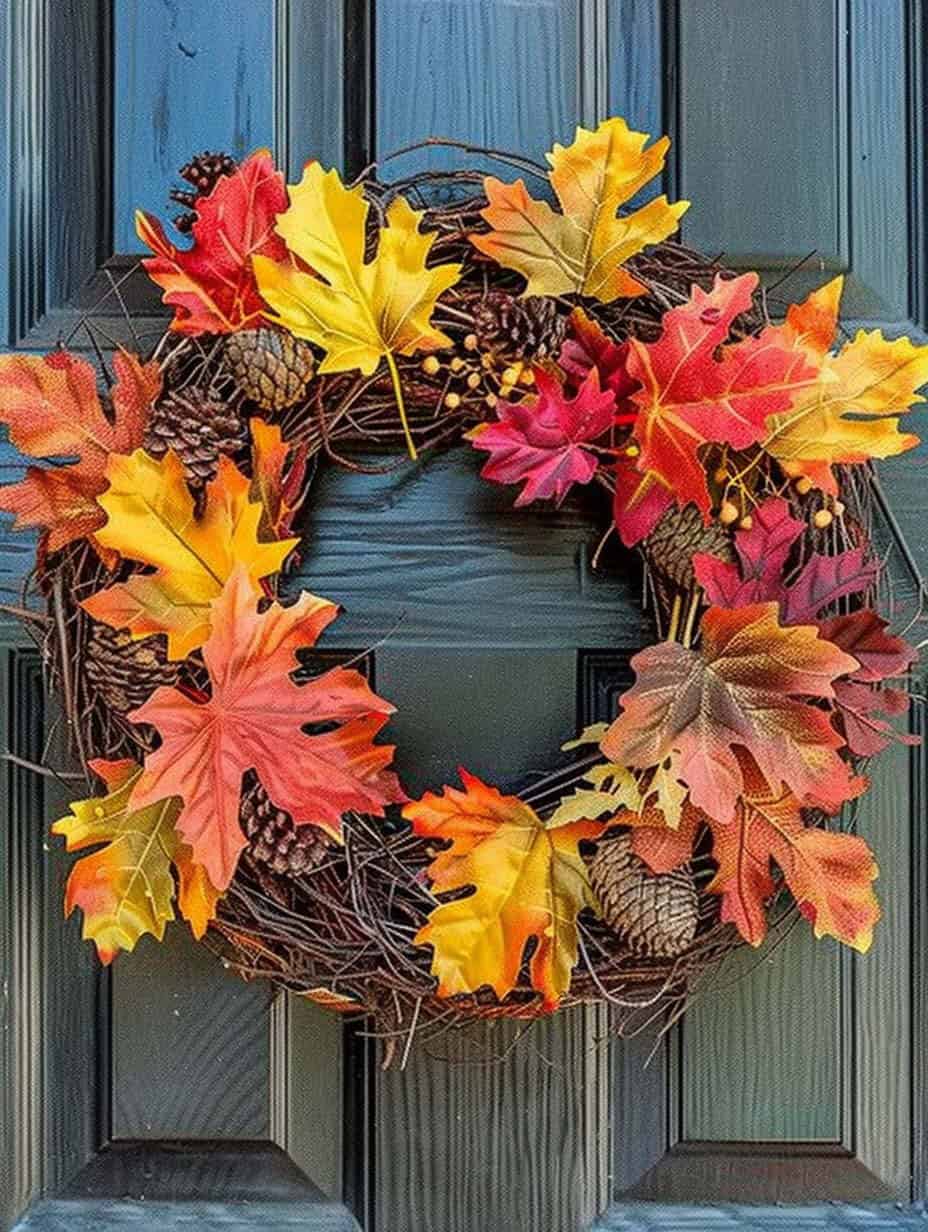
top-left (1, 119), bottom-right (926, 1061)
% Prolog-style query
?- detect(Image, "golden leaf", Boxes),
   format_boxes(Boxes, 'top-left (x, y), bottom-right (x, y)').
top-left (470, 116), bottom-right (688, 302)
top-left (253, 163), bottom-right (462, 457)
top-left (81, 450), bottom-right (296, 659)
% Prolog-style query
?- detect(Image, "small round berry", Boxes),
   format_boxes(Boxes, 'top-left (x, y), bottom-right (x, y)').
top-left (712, 467), bottom-right (728, 484)
top-left (795, 476), bottom-right (813, 496)
top-left (519, 369), bottom-right (535, 386)
top-left (501, 366), bottom-right (520, 387)
top-left (445, 392), bottom-right (462, 410)
top-left (833, 499), bottom-right (846, 517)
top-left (813, 508), bottom-right (833, 529)
top-left (467, 371), bottom-right (482, 390)
top-left (464, 333), bottom-right (479, 351)
top-left (625, 443), bottom-right (640, 459)
top-left (739, 515), bottom-right (754, 531)
top-left (719, 501), bottom-right (739, 525)
top-left (485, 393), bottom-right (498, 409)
top-left (421, 356), bottom-right (441, 376)
top-left (450, 356), bottom-right (465, 373)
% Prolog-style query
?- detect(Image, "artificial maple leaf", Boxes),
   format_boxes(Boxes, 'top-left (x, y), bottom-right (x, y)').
top-left (249, 417), bottom-right (308, 539)
top-left (136, 149), bottom-right (289, 335)
top-left (628, 795), bottom-right (703, 874)
top-left (548, 760), bottom-right (641, 826)
top-left (469, 117), bottom-right (688, 302)
top-left (404, 770), bottom-right (606, 1009)
top-left (559, 309), bottom-right (638, 410)
top-left (0, 349), bottom-right (156, 557)
top-left (693, 496), bottom-right (878, 623)
top-left (469, 368), bottom-right (616, 506)
top-left (81, 450), bottom-right (296, 660)
top-left (52, 758), bottom-right (220, 962)
top-left (612, 449), bottom-right (674, 546)
top-left (128, 567), bottom-right (405, 891)
top-left (617, 274), bottom-right (819, 542)
top-left (762, 277), bottom-right (928, 492)
top-left (253, 163), bottom-right (462, 457)
top-left (706, 772), bottom-right (879, 951)
top-left (600, 602), bottom-right (865, 824)
top-left (818, 610), bottom-right (918, 755)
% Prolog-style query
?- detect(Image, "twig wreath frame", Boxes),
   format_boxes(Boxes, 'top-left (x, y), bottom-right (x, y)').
top-left (1, 117), bottom-right (926, 1061)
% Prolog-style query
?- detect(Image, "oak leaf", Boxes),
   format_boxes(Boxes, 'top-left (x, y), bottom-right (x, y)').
top-left (136, 149), bottom-right (289, 335)
top-left (548, 760), bottom-right (641, 826)
top-left (128, 567), bottom-right (405, 891)
top-left (600, 602), bottom-right (865, 824)
top-left (706, 774), bottom-right (879, 951)
top-left (405, 770), bottom-right (606, 1008)
top-left (628, 795), bottom-right (703, 874)
top-left (0, 350), bottom-right (156, 558)
top-left (470, 117), bottom-right (688, 302)
top-left (52, 758), bottom-right (220, 962)
top-left (763, 277), bottom-right (928, 492)
top-left (469, 368), bottom-right (616, 506)
top-left (615, 274), bottom-right (819, 542)
top-left (81, 450), bottom-right (296, 660)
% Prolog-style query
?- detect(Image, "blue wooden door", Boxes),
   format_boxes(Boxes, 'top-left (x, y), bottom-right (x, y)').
top-left (2, 3), bottom-right (927, 1231)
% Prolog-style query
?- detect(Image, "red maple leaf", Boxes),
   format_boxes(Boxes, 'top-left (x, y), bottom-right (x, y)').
top-left (613, 274), bottom-right (819, 544)
top-left (693, 497), bottom-right (878, 623)
top-left (559, 308), bottom-right (638, 412)
top-left (128, 567), bottom-right (405, 890)
top-left (136, 149), bottom-right (289, 335)
top-left (469, 368), bottom-right (616, 506)
top-left (693, 498), bottom-right (914, 755)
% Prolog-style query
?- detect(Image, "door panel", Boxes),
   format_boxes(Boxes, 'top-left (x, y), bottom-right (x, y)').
top-left (2, 2), bottom-right (927, 1229)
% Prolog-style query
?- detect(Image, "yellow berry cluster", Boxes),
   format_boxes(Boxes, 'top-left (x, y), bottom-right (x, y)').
top-left (421, 334), bottom-right (535, 413)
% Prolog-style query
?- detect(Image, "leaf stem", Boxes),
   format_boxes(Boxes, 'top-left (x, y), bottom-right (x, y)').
top-left (385, 351), bottom-right (418, 461)
top-left (666, 593), bottom-right (683, 642)
top-left (681, 587), bottom-right (702, 649)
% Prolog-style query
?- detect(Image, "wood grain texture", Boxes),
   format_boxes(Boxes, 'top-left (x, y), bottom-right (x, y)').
top-left (13, 1201), bottom-right (359, 1232)
top-left (112, 927), bottom-right (271, 1140)
top-left (375, 0), bottom-right (579, 177)
top-left (372, 647), bottom-right (610, 1232)
top-left (1, 640), bottom-right (107, 1230)
top-left (592, 1202), bottom-right (928, 1229)
top-left (608, 0), bottom-right (662, 138)
top-left (113, 0), bottom-right (274, 252)
top-left (280, 0), bottom-right (343, 177)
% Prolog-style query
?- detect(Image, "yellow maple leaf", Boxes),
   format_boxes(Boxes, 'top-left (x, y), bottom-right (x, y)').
top-left (404, 770), bottom-right (607, 1009)
top-left (470, 116), bottom-right (688, 302)
top-left (548, 761), bottom-right (641, 826)
top-left (52, 759), bottom-right (221, 963)
top-left (81, 449), bottom-right (296, 659)
top-left (253, 163), bottom-right (462, 459)
top-left (763, 276), bottom-right (928, 491)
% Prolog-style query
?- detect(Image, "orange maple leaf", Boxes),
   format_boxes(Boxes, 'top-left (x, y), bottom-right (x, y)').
top-left (0, 349), bottom-right (157, 558)
top-left (128, 567), bottom-right (405, 890)
top-left (405, 770), bottom-right (606, 1009)
top-left (601, 602), bottom-right (866, 825)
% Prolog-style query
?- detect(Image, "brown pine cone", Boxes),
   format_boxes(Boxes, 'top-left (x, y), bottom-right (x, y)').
top-left (240, 774), bottom-right (333, 878)
top-left (473, 292), bottom-right (568, 363)
top-left (170, 150), bottom-right (238, 233)
top-left (589, 832), bottom-right (698, 959)
top-left (642, 501), bottom-right (734, 592)
top-left (144, 389), bottom-right (249, 494)
top-left (223, 328), bottom-right (316, 413)
top-left (84, 625), bottom-right (179, 714)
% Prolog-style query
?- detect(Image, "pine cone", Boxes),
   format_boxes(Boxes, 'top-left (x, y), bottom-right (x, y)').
top-left (170, 150), bottom-right (238, 233)
top-left (473, 292), bottom-right (567, 363)
top-left (144, 389), bottom-right (249, 494)
top-left (642, 502), bottom-right (734, 592)
top-left (223, 328), bottom-right (316, 413)
top-left (240, 774), bottom-right (333, 878)
top-left (589, 832), bottom-right (698, 959)
top-left (84, 625), bottom-right (179, 714)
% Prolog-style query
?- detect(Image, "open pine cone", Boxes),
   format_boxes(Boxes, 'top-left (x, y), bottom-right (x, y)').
top-left (589, 832), bottom-right (698, 959)
top-left (144, 388), bottom-right (249, 495)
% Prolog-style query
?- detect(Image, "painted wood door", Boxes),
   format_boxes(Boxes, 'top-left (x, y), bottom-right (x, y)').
top-left (2, 3), bottom-right (927, 1231)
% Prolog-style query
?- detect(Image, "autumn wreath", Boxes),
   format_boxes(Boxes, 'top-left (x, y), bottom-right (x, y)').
top-left (2, 117), bottom-right (926, 1053)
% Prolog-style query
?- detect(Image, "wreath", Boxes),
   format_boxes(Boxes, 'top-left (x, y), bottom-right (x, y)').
top-left (2, 117), bottom-right (926, 1057)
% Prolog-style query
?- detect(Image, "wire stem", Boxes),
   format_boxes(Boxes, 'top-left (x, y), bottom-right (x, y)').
top-left (385, 351), bottom-right (418, 461)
